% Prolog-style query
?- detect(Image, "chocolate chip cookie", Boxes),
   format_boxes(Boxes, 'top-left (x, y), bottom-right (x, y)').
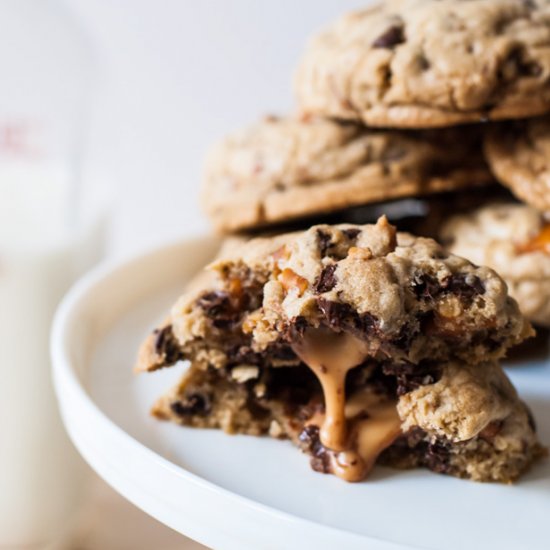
top-left (152, 358), bottom-right (544, 483)
top-left (441, 203), bottom-right (550, 326)
top-left (202, 115), bottom-right (491, 232)
top-left (484, 116), bottom-right (550, 212)
top-left (295, 0), bottom-right (550, 128)
top-left (137, 218), bottom-right (539, 482)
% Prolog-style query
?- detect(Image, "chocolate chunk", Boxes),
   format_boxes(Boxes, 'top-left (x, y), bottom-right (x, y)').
top-left (314, 265), bottom-right (338, 294)
top-left (397, 429), bottom-right (451, 474)
top-left (412, 272), bottom-right (485, 303)
top-left (405, 426), bottom-right (428, 447)
top-left (261, 365), bottom-right (319, 404)
top-left (299, 425), bottom-right (331, 474)
top-left (424, 439), bottom-right (451, 474)
top-left (170, 392), bottom-right (212, 417)
top-left (445, 274), bottom-right (486, 300)
top-left (411, 273), bottom-right (441, 300)
top-left (382, 361), bottom-right (442, 395)
top-left (500, 47), bottom-right (543, 79)
top-left (318, 298), bottom-right (378, 339)
top-left (391, 320), bottom-right (421, 351)
top-left (372, 25), bottom-right (405, 49)
top-left (352, 363), bottom-right (397, 397)
top-left (342, 228), bottom-right (361, 241)
top-left (196, 291), bottom-right (240, 329)
top-left (153, 326), bottom-right (183, 365)
top-left (197, 291), bottom-right (231, 315)
top-left (285, 316), bottom-right (309, 342)
top-left (227, 341), bottom-right (298, 369)
top-left (316, 229), bottom-right (333, 257)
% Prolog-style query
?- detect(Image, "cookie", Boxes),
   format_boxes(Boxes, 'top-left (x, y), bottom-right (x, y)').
top-left (152, 359), bottom-right (543, 483)
top-left (440, 203), bottom-right (550, 326)
top-left (202, 115), bottom-right (492, 232)
top-left (136, 218), bottom-right (537, 482)
top-left (295, 0), bottom-right (550, 128)
top-left (484, 116), bottom-right (550, 212)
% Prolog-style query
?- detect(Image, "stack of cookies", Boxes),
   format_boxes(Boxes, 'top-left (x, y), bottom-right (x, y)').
top-left (136, 0), bottom-right (549, 483)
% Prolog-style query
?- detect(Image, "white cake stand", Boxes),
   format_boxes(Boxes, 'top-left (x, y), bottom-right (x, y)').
top-left (51, 235), bottom-right (550, 550)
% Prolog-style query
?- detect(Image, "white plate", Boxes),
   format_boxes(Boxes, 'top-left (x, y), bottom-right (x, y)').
top-left (52, 236), bottom-right (550, 550)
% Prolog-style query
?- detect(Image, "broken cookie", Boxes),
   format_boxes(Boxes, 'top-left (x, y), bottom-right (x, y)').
top-left (136, 218), bottom-right (542, 482)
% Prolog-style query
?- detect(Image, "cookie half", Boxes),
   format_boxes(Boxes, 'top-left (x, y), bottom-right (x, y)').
top-left (441, 203), bottom-right (550, 327)
top-left (202, 115), bottom-right (492, 232)
top-left (295, 0), bottom-right (550, 128)
top-left (137, 219), bottom-right (536, 482)
top-left (151, 359), bottom-right (543, 483)
top-left (484, 117), bottom-right (550, 212)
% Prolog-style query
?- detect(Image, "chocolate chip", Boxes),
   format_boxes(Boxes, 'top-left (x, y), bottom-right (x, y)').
top-left (316, 229), bottom-right (333, 257)
top-left (153, 326), bottom-right (183, 365)
top-left (382, 361), bottom-right (442, 395)
top-left (299, 424), bottom-right (319, 448)
top-left (425, 440), bottom-right (451, 474)
top-left (197, 291), bottom-right (230, 315)
top-left (261, 365), bottom-right (319, 404)
top-left (342, 228), bottom-right (361, 241)
top-left (372, 25), bottom-right (405, 49)
top-left (406, 426), bottom-right (428, 447)
top-left (299, 425), bottom-right (331, 474)
top-left (284, 316), bottom-right (309, 343)
top-left (196, 291), bottom-right (240, 329)
top-left (411, 273), bottom-right (441, 300)
top-left (400, 429), bottom-right (451, 474)
top-left (412, 272), bottom-right (485, 303)
top-left (314, 265), bottom-right (338, 294)
top-left (445, 274), bottom-right (486, 300)
top-left (170, 393), bottom-right (211, 417)
top-left (318, 298), bottom-right (378, 339)
top-left (499, 47), bottom-right (542, 80)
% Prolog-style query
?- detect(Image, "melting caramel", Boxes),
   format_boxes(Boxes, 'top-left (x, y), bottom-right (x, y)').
top-left (342, 390), bottom-right (402, 481)
top-left (519, 223), bottom-right (550, 255)
top-left (304, 389), bottom-right (402, 482)
top-left (292, 328), bottom-right (402, 481)
top-left (292, 329), bottom-right (368, 451)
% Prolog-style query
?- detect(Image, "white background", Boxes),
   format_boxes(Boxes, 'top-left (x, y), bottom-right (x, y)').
top-left (66, 0), bottom-right (366, 256)
top-left (60, 5), bottom-right (369, 546)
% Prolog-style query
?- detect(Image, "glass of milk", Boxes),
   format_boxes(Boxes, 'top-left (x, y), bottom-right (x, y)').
top-left (0, 1), bottom-right (106, 547)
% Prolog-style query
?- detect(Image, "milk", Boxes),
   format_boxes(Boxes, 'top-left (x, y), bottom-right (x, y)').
top-left (0, 161), bottom-right (105, 548)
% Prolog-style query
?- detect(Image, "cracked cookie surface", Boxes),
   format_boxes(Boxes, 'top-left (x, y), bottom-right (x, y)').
top-left (138, 218), bottom-right (531, 375)
top-left (202, 115), bottom-right (492, 232)
top-left (295, 0), bottom-right (550, 127)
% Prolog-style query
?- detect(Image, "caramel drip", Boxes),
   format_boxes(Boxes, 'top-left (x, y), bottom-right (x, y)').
top-left (292, 330), bottom-right (368, 451)
top-left (291, 326), bottom-right (402, 481)
top-left (309, 390), bottom-right (402, 482)
top-left (519, 223), bottom-right (550, 255)
top-left (347, 391), bottom-right (402, 480)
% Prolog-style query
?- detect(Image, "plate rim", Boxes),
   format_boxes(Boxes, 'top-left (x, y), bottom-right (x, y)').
top-left (50, 235), bottom-right (420, 550)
